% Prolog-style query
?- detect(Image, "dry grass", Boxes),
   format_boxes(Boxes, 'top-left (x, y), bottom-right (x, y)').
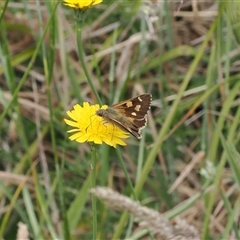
top-left (1, 0), bottom-right (240, 239)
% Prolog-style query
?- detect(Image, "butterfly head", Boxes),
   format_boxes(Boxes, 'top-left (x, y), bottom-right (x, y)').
top-left (96, 109), bottom-right (106, 117)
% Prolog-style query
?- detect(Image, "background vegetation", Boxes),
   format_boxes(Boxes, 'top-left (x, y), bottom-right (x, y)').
top-left (1, 0), bottom-right (240, 239)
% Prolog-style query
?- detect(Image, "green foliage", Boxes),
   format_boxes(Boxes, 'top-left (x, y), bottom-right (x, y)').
top-left (1, 0), bottom-right (240, 239)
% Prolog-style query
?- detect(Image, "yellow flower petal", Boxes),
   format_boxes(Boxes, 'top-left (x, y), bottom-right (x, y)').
top-left (76, 134), bottom-right (90, 143)
top-left (64, 119), bottom-right (79, 128)
top-left (65, 102), bottom-right (130, 147)
top-left (63, 0), bottom-right (102, 9)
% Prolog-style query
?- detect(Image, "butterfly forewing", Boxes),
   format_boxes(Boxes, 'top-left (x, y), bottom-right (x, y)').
top-left (112, 94), bottom-right (151, 119)
top-left (96, 93), bottom-right (152, 139)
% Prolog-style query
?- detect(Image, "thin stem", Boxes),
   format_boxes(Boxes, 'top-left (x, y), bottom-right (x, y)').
top-left (91, 144), bottom-right (98, 239)
top-left (76, 19), bottom-right (102, 105)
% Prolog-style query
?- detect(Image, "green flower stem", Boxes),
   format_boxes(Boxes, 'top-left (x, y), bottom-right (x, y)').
top-left (75, 14), bottom-right (102, 105)
top-left (91, 144), bottom-right (98, 239)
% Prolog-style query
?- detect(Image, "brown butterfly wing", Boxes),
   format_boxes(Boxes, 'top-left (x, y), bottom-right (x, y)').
top-left (96, 94), bottom-right (152, 139)
top-left (101, 114), bottom-right (142, 139)
top-left (112, 94), bottom-right (152, 120)
top-left (111, 93), bottom-right (152, 138)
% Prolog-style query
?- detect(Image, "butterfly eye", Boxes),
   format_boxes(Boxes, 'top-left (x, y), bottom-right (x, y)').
top-left (96, 109), bottom-right (105, 117)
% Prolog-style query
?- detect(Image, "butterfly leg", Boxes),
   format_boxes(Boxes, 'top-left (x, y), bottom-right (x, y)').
top-left (86, 114), bottom-right (98, 132)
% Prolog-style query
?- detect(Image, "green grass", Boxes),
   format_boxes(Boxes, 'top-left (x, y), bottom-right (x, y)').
top-left (1, 0), bottom-right (240, 239)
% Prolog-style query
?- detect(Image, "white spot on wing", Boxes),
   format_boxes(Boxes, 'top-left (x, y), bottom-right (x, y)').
top-left (126, 101), bottom-right (133, 107)
top-left (135, 105), bottom-right (141, 111)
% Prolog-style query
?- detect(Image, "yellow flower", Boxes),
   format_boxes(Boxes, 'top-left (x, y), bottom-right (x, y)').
top-left (64, 102), bottom-right (130, 148)
top-left (63, 0), bottom-right (102, 9)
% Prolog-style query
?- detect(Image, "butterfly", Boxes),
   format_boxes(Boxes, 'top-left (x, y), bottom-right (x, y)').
top-left (96, 93), bottom-right (152, 139)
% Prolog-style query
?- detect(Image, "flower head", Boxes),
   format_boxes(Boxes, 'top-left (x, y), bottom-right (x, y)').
top-left (63, 0), bottom-right (102, 9)
top-left (64, 102), bottom-right (130, 148)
